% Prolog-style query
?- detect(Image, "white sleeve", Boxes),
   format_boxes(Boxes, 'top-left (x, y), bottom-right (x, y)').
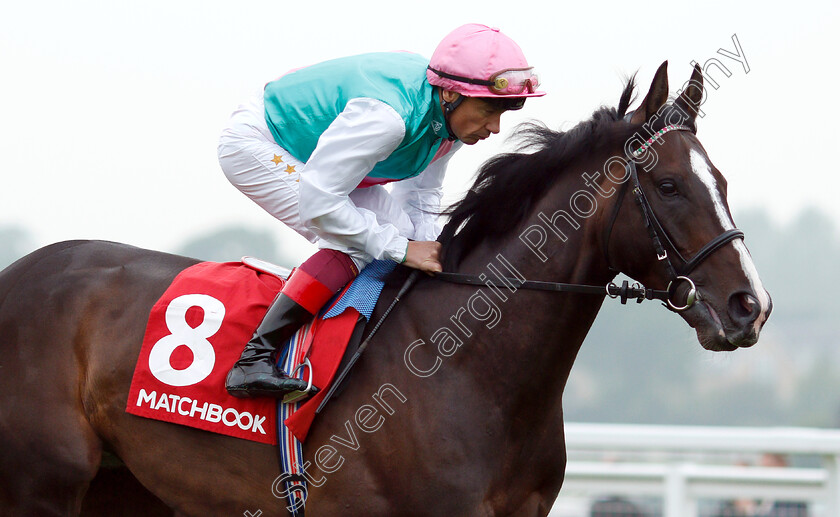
top-left (390, 141), bottom-right (463, 241)
top-left (297, 98), bottom-right (410, 263)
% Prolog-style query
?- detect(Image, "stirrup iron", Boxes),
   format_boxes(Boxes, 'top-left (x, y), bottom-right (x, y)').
top-left (281, 358), bottom-right (315, 404)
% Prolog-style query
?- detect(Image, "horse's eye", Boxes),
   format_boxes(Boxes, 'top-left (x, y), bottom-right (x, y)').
top-left (658, 181), bottom-right (678, 197)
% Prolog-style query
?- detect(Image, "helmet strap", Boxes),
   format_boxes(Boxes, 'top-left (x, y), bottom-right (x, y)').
top-left (442, 93), bottom-right (464, 142)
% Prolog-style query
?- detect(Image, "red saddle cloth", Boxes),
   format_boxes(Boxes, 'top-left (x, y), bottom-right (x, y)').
top-left (126, 261), bottom-right (358, 445)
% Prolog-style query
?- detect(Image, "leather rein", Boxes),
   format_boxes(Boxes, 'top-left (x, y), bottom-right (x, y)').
top-left (436, 124), bottom-right (745, 312)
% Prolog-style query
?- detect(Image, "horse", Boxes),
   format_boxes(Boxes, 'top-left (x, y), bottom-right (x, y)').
top-left (0, 61), bottom-right (771, 516)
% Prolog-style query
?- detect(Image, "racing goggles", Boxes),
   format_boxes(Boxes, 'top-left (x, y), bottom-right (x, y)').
top-left (428, 66), bottom-right (541, 95)
top-left (487, 68), bottom-right (540, 95)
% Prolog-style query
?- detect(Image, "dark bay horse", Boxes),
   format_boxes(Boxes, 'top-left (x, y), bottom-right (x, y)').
top-left (0, 62), bottom-right (771, 516)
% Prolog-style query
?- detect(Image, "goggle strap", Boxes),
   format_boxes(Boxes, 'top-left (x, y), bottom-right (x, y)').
top-left (427, 66), bottom-right (496, 87)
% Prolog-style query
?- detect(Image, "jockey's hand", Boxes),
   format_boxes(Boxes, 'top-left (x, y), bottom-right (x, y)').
top-left (403, 241), bottom-right (443, 274)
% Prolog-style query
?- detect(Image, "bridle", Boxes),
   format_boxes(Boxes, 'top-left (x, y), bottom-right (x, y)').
top-left (602, 123), bottom-right (744, 310)
top-left (437, 123), bottom-right (745, 312)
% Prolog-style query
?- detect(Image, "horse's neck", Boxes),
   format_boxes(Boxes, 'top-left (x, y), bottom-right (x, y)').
top-left (427, 169), bottom-right (615, 410)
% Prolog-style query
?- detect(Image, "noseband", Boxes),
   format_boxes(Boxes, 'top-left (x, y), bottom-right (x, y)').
top-left (603, 124), bottom-right (744, 310)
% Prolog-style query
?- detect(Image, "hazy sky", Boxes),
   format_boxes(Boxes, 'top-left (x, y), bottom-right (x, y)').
top-left (2, 0), bottom-right (837, 260)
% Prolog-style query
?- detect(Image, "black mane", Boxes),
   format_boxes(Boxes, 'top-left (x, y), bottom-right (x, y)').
top-left (438, 77), bottom-right (640, 270)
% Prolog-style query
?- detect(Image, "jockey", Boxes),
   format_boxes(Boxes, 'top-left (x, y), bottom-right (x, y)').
top-left (218, 23), bottom-right (544, 399)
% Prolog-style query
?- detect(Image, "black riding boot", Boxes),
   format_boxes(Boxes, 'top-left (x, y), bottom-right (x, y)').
top-left (225, 293), bottom-right (318, 399)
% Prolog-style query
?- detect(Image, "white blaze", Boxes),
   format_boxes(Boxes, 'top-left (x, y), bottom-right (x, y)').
top-left (689, 149), bottom-right (771, 332)
top-left (689, 149), bottom-right (735, 231)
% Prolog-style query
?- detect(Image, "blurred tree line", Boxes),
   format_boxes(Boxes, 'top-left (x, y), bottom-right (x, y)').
top-left (1, 208), bottom-right (838, 428)
top-left (175, 226), bottom-right (301, 266)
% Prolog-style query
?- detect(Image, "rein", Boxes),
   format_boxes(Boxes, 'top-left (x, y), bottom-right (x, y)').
top-left (434, 271), bottom-right (670, 305)
top-left (437, 123), bottom-right (745, 312)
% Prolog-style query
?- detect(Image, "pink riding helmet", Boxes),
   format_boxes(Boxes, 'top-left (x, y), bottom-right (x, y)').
top-left (427, 24), bottom-right (545, 98)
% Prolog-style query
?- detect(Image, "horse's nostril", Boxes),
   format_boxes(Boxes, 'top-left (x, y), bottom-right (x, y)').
top-left (727, 291), bottom-right (760, 324)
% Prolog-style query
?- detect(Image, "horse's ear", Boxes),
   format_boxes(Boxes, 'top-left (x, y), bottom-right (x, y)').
top-left (630, 61), bottom-right (669, 124)
top-left (674, 63), bottom-right (704, 123)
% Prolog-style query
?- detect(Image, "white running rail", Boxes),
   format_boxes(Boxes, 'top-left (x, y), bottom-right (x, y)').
top-left (551, 423), bottom-right (840, 517)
